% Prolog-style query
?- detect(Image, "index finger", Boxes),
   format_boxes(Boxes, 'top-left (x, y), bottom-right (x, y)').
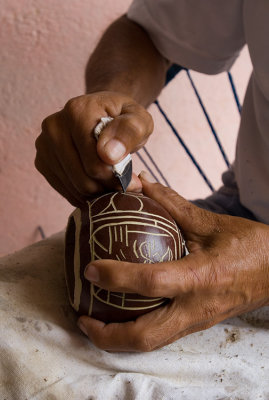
top-left (139, 173), bottom-right (225, 237)
top-left (63, 97), bottom-right (114, 182)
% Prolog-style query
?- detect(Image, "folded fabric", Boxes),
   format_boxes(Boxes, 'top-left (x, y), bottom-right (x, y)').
top-left (1, 233), bottom-right (268, 400)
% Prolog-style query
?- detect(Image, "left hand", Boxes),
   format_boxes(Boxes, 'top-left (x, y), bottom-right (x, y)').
top-left (78, 171), bottom-right (269, 352)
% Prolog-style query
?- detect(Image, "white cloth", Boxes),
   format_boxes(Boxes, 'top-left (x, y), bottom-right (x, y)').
top-left (1, 233), bottom-right (269, 399)
top-left (127, 0), bottom-right (269, 224)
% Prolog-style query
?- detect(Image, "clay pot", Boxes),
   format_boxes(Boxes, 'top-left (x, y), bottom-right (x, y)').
top-left (65, 192), bottom-right (186, 323)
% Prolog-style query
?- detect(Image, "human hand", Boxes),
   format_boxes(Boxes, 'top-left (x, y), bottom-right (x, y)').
top-left (77, 171), bottom-right (269, 352)
top-left (35, 92), bottom-right (153, 206)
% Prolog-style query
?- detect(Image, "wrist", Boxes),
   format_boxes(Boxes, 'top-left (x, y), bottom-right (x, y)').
top-left (86, 74), bottom-right (138, 102)
top-left (85, 15), bottom-right (168, 107)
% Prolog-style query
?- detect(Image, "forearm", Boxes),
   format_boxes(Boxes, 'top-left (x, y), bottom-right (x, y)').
top-left (85, 15), bottom-right (169, 107)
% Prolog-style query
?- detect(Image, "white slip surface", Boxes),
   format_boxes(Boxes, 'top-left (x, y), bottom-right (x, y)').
top-left (0, 232), bottom-right (269, 400)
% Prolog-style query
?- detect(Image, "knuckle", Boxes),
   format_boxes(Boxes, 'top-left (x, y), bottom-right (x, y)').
top-left (141, 269), bottom-right (162, 297)
top-left (156, 186), bottom-right (180, 206)
top-left (136, 123), bottom-right (147, 141)
top-left (167, 189), bottom-right (180, 202)
top-left (122, 116), bottom-right (148, 144)
top-left (134, 105), bottom-right (153, 136)
top-left (133, 332), bottom-right (154, 352)
top-left (34, 154), bottom-right (41, 171)
top-left (126, 118), bottom-right (145, 140)
top-left (143, 110), bottom-right (154, 135)
top-left (34, 138), bottom-right (46, 173)
top-left (92, 336), bottom-right (107, 350)
top-left (34, 135), bottom-right (41, 151)
top-left (168, 190), bottom-right (192, 215)
top-left (41, 115), bottom-right (52, 134)
top-left (160, 185), bottom-right (174, 197)
top-left (64, 97), bottom-right (85, 119)
top-left (41, 114), bottom-right (60, 142)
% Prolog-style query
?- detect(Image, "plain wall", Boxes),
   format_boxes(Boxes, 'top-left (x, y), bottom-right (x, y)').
top-left (0, 0), bottom-right (252, 256)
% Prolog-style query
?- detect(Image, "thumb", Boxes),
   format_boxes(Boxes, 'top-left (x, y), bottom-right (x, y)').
top-left (96, 104), bottom-right (153, 165)
top-left (139, 171), bottom-right (221, 236)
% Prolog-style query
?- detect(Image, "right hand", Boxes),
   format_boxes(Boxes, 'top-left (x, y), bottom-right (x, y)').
top-left (35, 91), bottom-right (154, 206)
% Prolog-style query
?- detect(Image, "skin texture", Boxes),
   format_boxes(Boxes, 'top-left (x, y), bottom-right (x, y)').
top-left (35, 91), bottom-right (153, 206)
top-left (78, 172), bottom-right (269, 352)
top-left (35, 16), bottom-right (168, 205)
top-left (35, 14), bottom-right (269, 351)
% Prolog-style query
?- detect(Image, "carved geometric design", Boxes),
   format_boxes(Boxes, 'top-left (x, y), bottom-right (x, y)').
top-left (65, 192), bottom-right (186, 323)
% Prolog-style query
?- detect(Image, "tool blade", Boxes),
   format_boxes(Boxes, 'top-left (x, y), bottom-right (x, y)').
top-left (114, 157), bottom-right (132, 192)
top-left (94, 117), bottom-right (132, 192)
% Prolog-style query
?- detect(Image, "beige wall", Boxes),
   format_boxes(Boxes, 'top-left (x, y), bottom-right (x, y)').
top-left (0, 0), bottom-right (252, 256)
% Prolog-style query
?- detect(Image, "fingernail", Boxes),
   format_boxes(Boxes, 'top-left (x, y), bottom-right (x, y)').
top-left (77, 320), bottom-right (88, 336)
top-left (84, 264), bottom-right (99, 282)
top-left (139, 170), bottom-right (156, 183)
top-left (104, 139), bottom-right (126, 162)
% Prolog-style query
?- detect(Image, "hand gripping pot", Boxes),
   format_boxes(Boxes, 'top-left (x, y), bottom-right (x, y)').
top-left (65, 192), bottom-right (186, 323)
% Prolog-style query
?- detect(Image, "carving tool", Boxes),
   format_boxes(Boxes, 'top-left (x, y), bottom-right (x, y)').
top-left (94, 116), bottom-right (132, 192)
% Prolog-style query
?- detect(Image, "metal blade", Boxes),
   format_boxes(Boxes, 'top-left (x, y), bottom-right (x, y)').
top-left (94, 117), bottom-right (132, 192)
top-left (114, 158), bottom-right (132, 192)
